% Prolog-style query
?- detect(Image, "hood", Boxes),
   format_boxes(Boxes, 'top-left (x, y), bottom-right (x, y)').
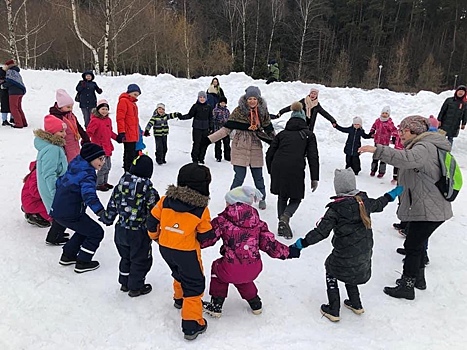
top-left (9, 66), bottom-right (20, 72)
top-left (82, 70), bottom-right (95, 80)
top-left (405, 131), bottom-right (451, 152)
top-left (119, 92), bottom-right (137, 103)
top-left (33, 129), bottom-right (66, 150)
top-left (218, 203), bottom-right (261, 229)
top-left (165, 184), bottom-right (209, 208)
top-left (285, 117), bottom-right (308, 131)
top-left (91, 108), bottom-right (108, 119)
top-left (454, 85), bottom-right (466, 100)
top-left (29, 160), bottom-right (37, 172)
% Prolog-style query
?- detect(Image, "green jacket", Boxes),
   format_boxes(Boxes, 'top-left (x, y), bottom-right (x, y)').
top-left (268, 63), bottom-right (279, 80)
top-left (145, 110), bottom-right (180, 137)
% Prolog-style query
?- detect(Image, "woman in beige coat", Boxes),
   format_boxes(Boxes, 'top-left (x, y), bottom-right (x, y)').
top-left (207, 86), bottom-right (274, 209)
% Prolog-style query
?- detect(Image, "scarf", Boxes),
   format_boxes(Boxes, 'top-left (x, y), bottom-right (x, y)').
top-left (304, 96), bottom-right (318, 118)
top-left (5, 68), bottom-right (26, 93)
top-left (63, 113), bottom-right (80, 141)
top-left (248, 106), bottom-right (261, 130)
top-left (207, 85), bottom-right (219, 94)
top-left (379, 115), bottom-right (390, 122)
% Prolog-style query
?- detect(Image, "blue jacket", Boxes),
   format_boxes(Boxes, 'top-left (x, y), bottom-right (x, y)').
top-left (76, 71), bottom-right (102, 108)
top-left (335, 125), bottom-right (372, 156)
top-left (51, 155), bottom-right (104, 220)
top-left (5, 66), bottom-right (26, 95)
top-left (34, 129), bottom-right (68, 212)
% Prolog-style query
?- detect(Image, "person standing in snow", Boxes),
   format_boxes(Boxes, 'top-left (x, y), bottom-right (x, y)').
top-left (212, 96), bottom-right (231, 162)
top-left (206, 77), bottom-right (225, 109)
top-left (0, 65), bottom-right (11, 126)
top-left (437, 85), bottom-right (467, 146)
top-left (266, 101), bottom-right (319, 239)
top-left (291, 168), bottom-right (399, 322)
top-left (277, 88), bottom-right (336, 132)
top-left (3, 59), bottom-right (27, 128)
top-left (76, 70), bottom-right (103, 127)
top-left (266, 59), bottom-right (279, 85)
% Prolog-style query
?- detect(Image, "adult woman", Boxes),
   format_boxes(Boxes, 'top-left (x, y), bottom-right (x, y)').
top-left (206, 77), bottom-right (225, 109)
top-left (359, 115), bottom-right (453, 300)
top-left (207, 86), bottom-right (274, 209)
top-left (437, 85), bottom-right (467, 145)
top-left (3, 59), bottom-right (27, 128)
top-left (277, 88), bottom-right (336, 132)
top-left (76, 70), bottom-right (103, 127)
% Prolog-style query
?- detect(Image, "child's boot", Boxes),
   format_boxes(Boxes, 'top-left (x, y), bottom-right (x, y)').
top-left (344, 284), bottom-right (364, 314)
top-left (203, 296), bottom-right (225, 318)
top-left (320, 288), bottom-right (340, 322)
top-left (383, 275), bottom-right (415, 300)
top-left (278, 213), bottom-right (292, 239)
top-left (128, 284), bottom-right (153, 297)
top-left (174, 298), bottom-right (183, 309)
top-left (183, 319), bottom-right (208, 341)
top-left (74, 260), bottom-right (100, 273)
top-left (247, 295), bottom-right (262, 315)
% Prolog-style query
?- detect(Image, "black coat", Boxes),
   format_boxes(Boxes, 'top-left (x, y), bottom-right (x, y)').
top-left (278, 98), bottom-right (336, 132)
top-left (76, 71), bottom-right (102, 108)
top-left (437, 88), bottom-right (467, 138)
top-left (266, 118), bottom-right (319, 199)
top-left (302, 192), bottom-right (390, 285)
top-left (180, 102), bottom-right (213, 130)
top-left (335, 125), bottom-right (372, 156)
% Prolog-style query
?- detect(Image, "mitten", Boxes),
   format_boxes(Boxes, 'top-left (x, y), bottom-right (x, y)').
top-left (385, 186), bottom-right (404, 202)
top-left (292, 238), bottom-right (304, 250)
top-left (175, 112), bottom-right (182, 119)
top-left (311, 180), bottom-right (319, 192)
top-left (116, 133), bottom-right (126, 143)
top-left (97, 210), bottom-right (113, 226)
top-left (200, 136), bottom-right (212, 148)
top-left (144, 130), bottom-right (150, 137)
top-left (288, 245), bottom-right (301, 259)
top-left (80, 138), bottom-right (90, 146)
top-left (391, 136), bottom-right (396, 144)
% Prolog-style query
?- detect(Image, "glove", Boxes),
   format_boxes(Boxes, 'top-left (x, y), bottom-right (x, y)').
top-left (311, 180), bottom-right (319, 192)
top-left (80, 138), bottom-right (90, 146)
top-left (386, 185), bottom-right (404, 202)
top-left (175, 112), bottom-right (182, 119)
top-left (391, 136), bottom-right (396, 144)
top-left (200, 136), bottom-right (212, 148)
top-left (276, 113), bottom-right (281, 118)
top-left (288, 245), bottom-right (301, 259)
top-left (144, 130), bottom-right (150, 137)
top-left (292, 238), bottom-right (304, 250)
top-left (97, 210), bottom-right (113, 226)
top-left (116, 133), bottom-right (126, 143)
top-left (332, 123), bottom-right (337, 128)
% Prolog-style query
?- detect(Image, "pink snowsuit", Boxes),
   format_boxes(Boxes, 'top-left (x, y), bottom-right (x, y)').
top-left (21, 161), bottom-right (52, 221)
top-left (370, 117), bottom-right (398, 146)
top-left (201, 202), bottom-right (290, 300)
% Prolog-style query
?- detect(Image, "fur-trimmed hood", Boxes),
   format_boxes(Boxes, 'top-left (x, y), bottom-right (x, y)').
top-left (91, 108), bottom-right (108, 119)
top-left (236, 94), bottom-right (268, 117)
top-left (165, 184), bottom-right (209, 208)
top-left (33, 129), bottom-right (66, 147)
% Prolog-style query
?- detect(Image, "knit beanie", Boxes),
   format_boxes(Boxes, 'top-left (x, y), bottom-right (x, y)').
top-left (156, 103), bottom-right (165, 109)
top-left (400, 115), bottom-right (429, 135)
top-left (198, 91), bottom-right (207, 99)
top-left (5, 59), bottom-right (15, 67)
top-left (245, 86), bottom-right (261, 99)
top-left (56, 89), bottom-right (74, 108)
top-left (309, 88), bottom-right (319, 96)
top-left (44, 115), bottom-right (67, 134)
top-left (225, 186), bottom-right (263, 205)
top-left (127, 84), bottom-right (141, 94)
top-left (80, 143), bottom-right (105, 162)
top-left (177, 163), bottom-right (211, 197)
top-left (129, 154), bottom-right (153, 179)
top-left (334, 168), bottom-right (360, 196)
top-left (381, 106), bottom-right (391, 115)
top-left (219, 96), bottom-right (228, 104)
top-left (96, 99), bottom-right (109, 112)
top-left (353, 116), bottom-right (363, 125)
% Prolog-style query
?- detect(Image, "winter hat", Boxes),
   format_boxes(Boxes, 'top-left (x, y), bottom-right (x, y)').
top-left (156, 103), bottom-right (166, 109)
top-left (399, 115), bottom-right (429, 135)
top-left (96, 99), bottom-right (109, 112)
top-left (44, 115), bottom-right (66, 134)
top-left (225, 186), bottom-right (263, 205)
top-left (127, 84), bottom-right (141, 95)
top-left (198, 91), bottom-right (207, 99)
top-left (309, 88), bottom-right (319, 96)
top-left (334, 168), bottom-right (360, 196)
top-left (268, 59), bottom-right (276, 65)
top-left (381, 106), bottom-right (391, 115)
top-left (219, 96), bottom-right (228, 104)
top-left (456, 85), bottom-right (466, 92)
top-left (80, 143), bottom-right (105, 163)
top-left (129, 154), bottom-right (153, 179)
top-left (428, 115), bottom-right (439, 132)
top-left (56, 89), bottom-right (74, 108)
top-left (5, 59), bottom-right (15, 67)
top-left (353, 116), bottom-right (363, 125)
top-left (177, 163), bottom-right (211, 197)
top-left (245, 86), bottom-right (261, 99)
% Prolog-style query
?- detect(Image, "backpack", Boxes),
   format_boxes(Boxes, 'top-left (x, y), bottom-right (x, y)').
top-left (435, 150), bottom-right (463, 202)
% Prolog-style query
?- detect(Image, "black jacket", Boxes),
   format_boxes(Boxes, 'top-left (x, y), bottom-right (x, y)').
top-left (180, 101), bottom-right (213, 130)
top-left (437, 87), bottom-right (467, 138)
top-left (266, 118), bottom-right (319, 199)
top-left (76, 71), bottom-right (102, 108)
top-left (302, 192), bottom-right (390, 285)
top-left (278, 98), bottom-right (336, 132)
top-left (335, 125), bottom-right (372, 156)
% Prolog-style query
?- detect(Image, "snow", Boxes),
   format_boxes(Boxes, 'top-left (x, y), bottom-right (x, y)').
top-left (1, 70), bottom-right (466, 350)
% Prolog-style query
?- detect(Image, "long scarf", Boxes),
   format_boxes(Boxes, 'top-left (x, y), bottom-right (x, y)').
top-left (63, 113), bottom-right (80, 141)
top-left (248, 106), bottom-right (261, 130)
top-left (207, 84), bottom-right (219, 94)
top-left (304, 96), bottom-right (318, 118)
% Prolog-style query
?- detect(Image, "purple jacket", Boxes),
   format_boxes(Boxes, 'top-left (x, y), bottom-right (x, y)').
top-left (212, 105), bottom-right (230, 131)
top-left (201, 203), bottom-right (290, 283)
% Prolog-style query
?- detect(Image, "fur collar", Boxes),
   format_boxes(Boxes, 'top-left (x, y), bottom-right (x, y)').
top-left (236, 95), bottom-right (268, 116)
top-left (91, 108), bottom-right (108, 119)
top-left (33, 129), bottom-right (66, 146)
top-left (165, 185), bottom-right (209, 207)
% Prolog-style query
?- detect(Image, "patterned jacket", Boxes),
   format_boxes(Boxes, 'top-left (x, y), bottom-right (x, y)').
top-left (370, 117), bottom-right (397, 146)
top-left (212, 105), bottom-right (230, 132)
top-left (105, 173), bottom-right (160, 230)
top-left (145, 110), bottom-right (180, 137)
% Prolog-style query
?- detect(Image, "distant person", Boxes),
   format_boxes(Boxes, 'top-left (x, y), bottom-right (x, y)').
top-left (76, 70), bottom-right (103, 127)
top-left (266, 59), bottom-right (279, 85)
top-left (277, 88), bottom-right (336, 132)
top-left (212, 96), bottom-right (231, 162)
top-left (206, 77), bottom-right (225, 109)
top-left (437, 85), bottom-right (467, 145)
top-left (0, 64), bottom-right (11, 126)
top-left (3, 59), bottom-right (27, 128)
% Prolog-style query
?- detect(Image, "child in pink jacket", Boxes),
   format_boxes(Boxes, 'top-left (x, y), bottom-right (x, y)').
top-left (369, 106), bottom-right (397, 177)
top-left (86, 99), bottom-right (120, 191)
top-left (201, 186), bottom-right (300, 318)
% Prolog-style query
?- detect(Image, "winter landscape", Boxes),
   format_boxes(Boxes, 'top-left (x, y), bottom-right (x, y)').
top-left (1, 69), bottom-right (466, 350)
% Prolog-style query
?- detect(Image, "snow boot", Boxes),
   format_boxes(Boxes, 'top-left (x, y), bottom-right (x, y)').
top-left (74, 260), bottom-right (100, 274)
top-left (377, 173), bottom-right (385, 178)
top-left (203, 296), bottom-right (225, 318)
top-left (370, 171), bottom-right (376, 176)
top-left (128, 284), bottom-right (152, 297)
top-left (343, 284), bottom-right (364, 315)
top-left (383, 275), bottom-right (415, 300)
top-left (173, 298), bottom-right (183, 309)
top-left (59, 253), bottom-right (77, 266)
top-left (183, 319), bottom-right (208, 341)
top-left (247, 295), bottom-right (263, 315)
top-left (320, 288), bottom-right (340, 322)
top-left (396, 247), bottom-right (406, 255)
top-left (414, 268), bottom-right (426, 290)
top-left (120, 285), bottom-right (129, 292)
top-left (26, 214), bottom-right (51, 228)
top-left (277, 213), bottom-right (292, 239)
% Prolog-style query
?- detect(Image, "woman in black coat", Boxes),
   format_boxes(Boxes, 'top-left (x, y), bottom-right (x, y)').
top-left (437, 85), bottom-right (467, 145)
top-left (76, 70), bottom-right (103, 127)
top-left (266, 102), bottom-right (319, 240)
top-left (0, 66), bottom-right (11, 126)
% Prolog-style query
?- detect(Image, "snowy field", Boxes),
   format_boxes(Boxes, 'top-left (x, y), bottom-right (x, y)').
top-left (0, 70), bottom-right (466, 350)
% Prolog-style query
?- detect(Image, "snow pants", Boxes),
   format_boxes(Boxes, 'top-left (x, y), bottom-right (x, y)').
top-left (9, 94), bottom-right (27, 127)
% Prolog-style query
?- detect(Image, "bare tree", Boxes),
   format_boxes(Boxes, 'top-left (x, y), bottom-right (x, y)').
top-left (221, 0), bottom-right (238, 61)
top-left (266, 0), bottom-right (284, 64)
top-left (361, 53), bottom-right (378, 89)
top-left (250, 0), bottom-right (260, 76)
top-left (236, 0), bottom-right (250, 72)
top-left (4, 0), bottom-right (21, 63)
top-left (388, 37), bottom-right (410, 91)
top-left (331, 49), bottom-right (351, 87)
top-left (416, 53), bottom-right (443, 92)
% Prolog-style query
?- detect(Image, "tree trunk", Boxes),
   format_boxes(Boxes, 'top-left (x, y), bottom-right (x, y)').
top-left (23, 0), bottom-right (29, 68)
top-left (183, 0), bottom-right (190, 78)
top-left (5, 0), bottom-right (20, 64)
top-left (102, 0), bottom-right (110, 74)
top-left (250, 0), bottom-right (259, 76)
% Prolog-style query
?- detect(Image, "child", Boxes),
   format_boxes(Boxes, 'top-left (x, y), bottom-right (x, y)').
top-left (266, 101), bottom-right (319, 239)
top-left (146, 163), bottom-right (212, 341)
top-left (369, 106), bottom-right (397, 177)
top-left (201, 186), bottom-right (300, 318)
top-left (212, 97), bottom-right (231, 162)
top-left (104, 155), bottom-right (160, 296)
top-left (75, 70), bottom-right (103, 127)
top-left (86, 99), bottom-right (119, 191)
top-left (179, 91), bottom-right (213, 164)
top-left (291, 168), bottom-right (402, 322)
top-left (144, 103), bottom-right (182, 165)
top-left (49, 89), bottom-right (90, 162)
top-left (34, 115), bottom-right (69, 245)
top-left (21, 161), bottom-right (52, 228)
top-left (334, 116), bottom-right (372, 175)
top-left (51, 143), bottom-right (108, 273)
top-left (116, 84), bottom-right (141, 172)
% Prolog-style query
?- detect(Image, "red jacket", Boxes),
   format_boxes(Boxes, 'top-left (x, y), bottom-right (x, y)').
top-left (87, 113), bottom-right (117, 156)
top-left (21, 161), bottom-right (52, 221)
top-left (116, 93), bottom-right (139, 142)
top-left (370, 117), bottom-right (397, 146)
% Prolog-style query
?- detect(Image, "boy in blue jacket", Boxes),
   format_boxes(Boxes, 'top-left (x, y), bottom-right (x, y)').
top-left (51, 143), bottom-right (110, 273)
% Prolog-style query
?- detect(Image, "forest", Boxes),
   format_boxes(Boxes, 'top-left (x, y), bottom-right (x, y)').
top-left (1, 0), bottom-right (466, 92)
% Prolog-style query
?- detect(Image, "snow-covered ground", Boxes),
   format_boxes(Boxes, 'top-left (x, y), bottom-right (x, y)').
top-left (1, 70), bottom-right (466, 350)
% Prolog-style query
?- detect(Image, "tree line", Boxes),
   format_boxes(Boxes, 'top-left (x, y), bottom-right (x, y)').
top-left (1, 0), bottom-right (466, 92)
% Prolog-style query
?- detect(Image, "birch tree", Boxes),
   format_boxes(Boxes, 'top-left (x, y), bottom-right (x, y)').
top-left (221, 0), bottom-right (238, 61)
top-left (250, 0), bottom-right (260, 76)
top-left (266, 0), bottom-right (284, 65)
top-left (4, 0), bottom-right (20, 64)
top-left (236, 0), bottom-right (250, 72)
